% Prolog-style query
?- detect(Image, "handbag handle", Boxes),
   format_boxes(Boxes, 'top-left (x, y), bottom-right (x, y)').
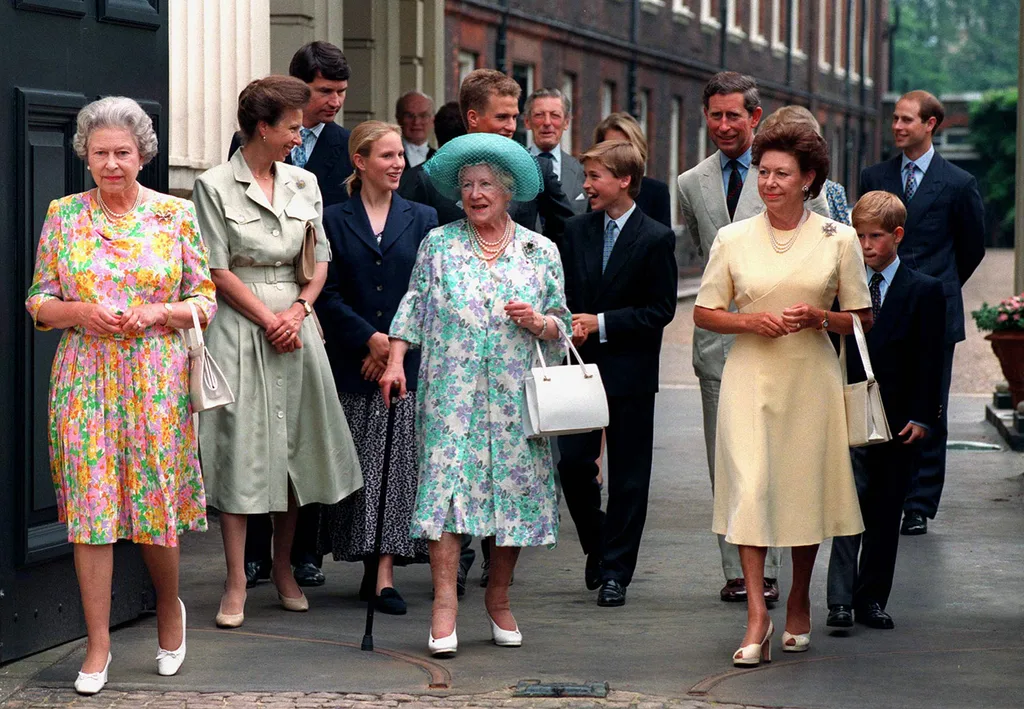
top-left (532, 320), bottom-right (595, 380)
top-left (839, 314), bottom-right (875, 384)
top-left (182, 300), bottom-right (204, 351)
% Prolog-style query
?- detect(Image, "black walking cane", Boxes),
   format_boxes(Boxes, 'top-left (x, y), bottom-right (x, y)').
top-left (361, 387), bottom-right (400, 652)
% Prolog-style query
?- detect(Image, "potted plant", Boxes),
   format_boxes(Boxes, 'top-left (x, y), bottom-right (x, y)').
top-left (972, 293), bottom-right (1024, 407)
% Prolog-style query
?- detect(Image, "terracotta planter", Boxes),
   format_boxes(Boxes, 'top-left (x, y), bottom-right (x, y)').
top-left (986, 330), bottom-right (1024, 407)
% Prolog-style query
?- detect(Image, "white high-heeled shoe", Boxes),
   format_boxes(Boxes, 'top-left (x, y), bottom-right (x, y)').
top-left (733, 619), bottom-right (774, 667)
top-left (488, 614), bottom-right (522, 647)
top-left (782, 629), bottom-right (811, 652)
top-left (427, 626), bottom-right (458, 657)
top-left (74, 652), bottom-right (111, 695)
top-left (157, 598), bottom-right (187, 676)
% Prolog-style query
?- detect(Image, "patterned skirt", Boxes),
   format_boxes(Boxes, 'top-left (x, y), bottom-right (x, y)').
top-left (318, 391), bottom-right (428, 562)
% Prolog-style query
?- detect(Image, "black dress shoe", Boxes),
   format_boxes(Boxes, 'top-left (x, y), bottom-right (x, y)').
top-left (901, 512), bottom-right (927, 535)
top-left (720, 578), bottom-right (747, 602)
top-left (855, 602), bottom-right (895, 629)
top-left (585, 554), bottom-right (603, 591)
top-left (374, 587), bottom-right (408, 615)
top-left (597, 579), bottom-right (626, 607)
top-left (826, 604), bottom-right (854, 628)
top-left (763, 577), bottom-right (780, 603)
top-left (245, 559), bottom-right (272, 589)
top-left (293, 562), bottom-right (326, 587)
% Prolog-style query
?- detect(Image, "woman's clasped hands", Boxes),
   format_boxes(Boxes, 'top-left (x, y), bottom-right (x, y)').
top-left (264, 303), bottom-right (305, 354)
top-left (748, 302), bottom-right (825, 338)
top-left (81, 303), bottom-right (168, 335)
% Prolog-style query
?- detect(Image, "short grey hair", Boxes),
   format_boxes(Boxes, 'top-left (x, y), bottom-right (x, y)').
top-left (525, 88), bottom-right (571, 118)
top-left (458, 162), bottom-right (514, 198)
top-left (395, 90), bottom-right (435, 119)
top-left (73, 96), bottom-right (158, 165)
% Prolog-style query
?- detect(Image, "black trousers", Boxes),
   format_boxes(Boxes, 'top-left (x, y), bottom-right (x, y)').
top-left (557, 392), bottom-right (656, 587)
top-left (827, 442), bottom-right (918, 610)
top-left (244, 504), bottom-right (323, 568)
top-left (904, 343), bottom-right (954, 518)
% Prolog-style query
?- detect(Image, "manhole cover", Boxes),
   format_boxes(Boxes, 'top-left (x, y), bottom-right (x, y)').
top-left (514, 680), bottom-right (610, 698)
top-left (947, 440), bottom-right (1002, 451)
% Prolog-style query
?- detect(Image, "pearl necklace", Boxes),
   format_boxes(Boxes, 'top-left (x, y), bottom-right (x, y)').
top-left (764, 209), bottom-right (808, 254)
top-left (96, 184), bottom-right (141, 220)
top-left (469, 218), bottom-right (513, 260)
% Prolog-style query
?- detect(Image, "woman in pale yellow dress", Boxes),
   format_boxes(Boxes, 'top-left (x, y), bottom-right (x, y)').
top-left (693, 123), bottom-right (873, 666)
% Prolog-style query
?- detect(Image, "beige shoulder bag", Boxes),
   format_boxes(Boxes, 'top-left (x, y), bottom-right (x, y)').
top-left (183, 301), bottom-right (235, 412)
top-left (840, 315), bottom-right (892, 447)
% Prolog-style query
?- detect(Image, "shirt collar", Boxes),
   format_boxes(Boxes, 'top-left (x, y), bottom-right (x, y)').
top-left (902, 145), bottom-right (934, 174)
top-left (720, 146), bottom-right (752, 172)
top-left (530, 144), bottom-right (562, 164)
top-left (867, 255), bottom-right (901, 285)
top-left (604, 201), bottom-right (637, 233)
top-left (404, 139), bottom-right (430, 155)
top-left (303, 122), bottom-right (326, 138)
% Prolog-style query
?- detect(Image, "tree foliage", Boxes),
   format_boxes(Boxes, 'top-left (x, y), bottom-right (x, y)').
top-left (890, 0), bottom-right (1020, 95)
top-left (969, 89), bottom-right (1017, 237)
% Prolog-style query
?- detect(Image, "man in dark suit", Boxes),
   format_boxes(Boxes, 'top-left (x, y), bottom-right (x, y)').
top-left (826, 191), bottom-right (946, 631)
top-left (524, 88), bottom-right (587, 216)
top-left (398, 101), bottom-right (465, 202)
top-left (557, 140), bottom-right (677, 607)
top-left (396, 90), bottom-right (436, 169)
top-left (398, 69), bottom-right (574, 246)
top-left (859, 90), bottom-right (985, 536)
top-left (230, 41), bottom-right (355, 590)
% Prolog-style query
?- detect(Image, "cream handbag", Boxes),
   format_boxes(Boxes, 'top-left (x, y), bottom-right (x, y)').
top-left (840, 315), bottom-right (892, 447)
top-left (183, 301), bottom-right (235, 413)
top-left (522, 327), bottom-right (609, 439)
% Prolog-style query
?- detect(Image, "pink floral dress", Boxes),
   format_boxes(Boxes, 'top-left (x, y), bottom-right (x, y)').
top-left (25, 191), bottom-right (217, 547)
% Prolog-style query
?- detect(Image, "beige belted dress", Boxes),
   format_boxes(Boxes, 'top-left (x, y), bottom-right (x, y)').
top-left (695, 210), bottom-right (871, 547)
top-left (191, 150), bottom-right (362, 514)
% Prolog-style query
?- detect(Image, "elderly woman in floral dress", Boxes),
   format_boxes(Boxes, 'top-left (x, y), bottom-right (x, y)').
top-left (380, 133), bottom-right (572, 657)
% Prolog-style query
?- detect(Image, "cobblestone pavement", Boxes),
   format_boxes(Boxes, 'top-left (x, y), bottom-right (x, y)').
top-left (0, 688), bottom-right (759, 709)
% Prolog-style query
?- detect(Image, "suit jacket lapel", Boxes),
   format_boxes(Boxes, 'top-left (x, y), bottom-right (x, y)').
top-left (344, 196), bottom-right (382, 255)
top-left (734, 164), bottom-right (762, 221)
top-left (304, 123), bottom-right (341, 175)
top-left (583, 212), bottom-right (604, 299)
top-left (882, 155), bottom-right (905, 199)
top-left (869, 264), bottom-right (909, 347)
top-left (379, 195), bottom-right (414, 254)
top-left (698, 153), bottom-right (729, 229)
top-left (905, 154), bottom-right (947, 227)
top-left (601, 209), bottom-right (642, 288)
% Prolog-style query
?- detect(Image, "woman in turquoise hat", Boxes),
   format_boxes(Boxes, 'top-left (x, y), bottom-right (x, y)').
top-left (380, 133), bottom-right (572, 657)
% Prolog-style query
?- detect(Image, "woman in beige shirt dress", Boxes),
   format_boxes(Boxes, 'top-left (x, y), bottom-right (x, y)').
top-left (192, 76), bottom-right (362, 628)
top-left (693, 123), bottom-right (873, 667)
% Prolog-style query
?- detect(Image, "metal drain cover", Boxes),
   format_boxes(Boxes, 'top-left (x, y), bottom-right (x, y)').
top-left (514, 680), bottom-right (610, 698)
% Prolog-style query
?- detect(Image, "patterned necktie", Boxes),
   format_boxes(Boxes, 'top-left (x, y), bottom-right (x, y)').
top-left (602, 220), bottom-right (619, 272)
top-left (904, 162), bottom-right (918, 202)
top-left (726, 159), bottom-right (743, 220)
top-left (291, 127), bottom-right (315, 168)
top-left (537, 151), bottom-right (554, 161)
top-left (869, 272), bottom-right (885, 319)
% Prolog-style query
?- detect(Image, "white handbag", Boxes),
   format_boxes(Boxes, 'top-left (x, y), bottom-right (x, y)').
top-left (522, 327), bottom-right (610, 439)
top-left (840, 315), bottom-right (892, 447)
top-left (182, 301), bottom-right (235, 413)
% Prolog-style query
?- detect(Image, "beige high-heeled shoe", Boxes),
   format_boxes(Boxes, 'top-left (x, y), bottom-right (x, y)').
top-left (215, 591), bottom-right (246, 629)
top-left (733, 619), bottom-right (774, 667)
top-left (278, 591), bottom-right (309, 612)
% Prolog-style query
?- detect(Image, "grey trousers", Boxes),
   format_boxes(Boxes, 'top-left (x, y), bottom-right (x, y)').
top-left (699, 378), bottom-right (784, 580)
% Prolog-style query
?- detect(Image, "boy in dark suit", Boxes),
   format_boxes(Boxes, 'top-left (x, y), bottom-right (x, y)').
top-left (826, 191), bottom-right (946, 631)
top-left (557, 140), bottom-right (677, 607)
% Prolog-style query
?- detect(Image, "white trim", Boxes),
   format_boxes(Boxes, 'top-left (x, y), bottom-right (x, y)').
top-left (832, 0), bottom-right (845, 74)
top-left (641, 0), bottom-right (666, 14)
top-left (669, 96), bottom-right (681, 228)
top-left (700, 0), bottom-right (721, 28)
top-left (672, 0), bottom-right (695, 21)
top-left (817, 0), bottom-right (830, 70)
top-left (561, 72), bottom-right (575, 154)
top-left (750, 0), bottom-right (767, 43)
top-left (726, 0), bottom-right (747, 39)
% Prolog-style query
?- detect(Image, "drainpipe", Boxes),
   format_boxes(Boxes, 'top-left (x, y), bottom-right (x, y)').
top-left (628, 0), bottom-right (639, 117)
top-left (495, 0), bottom-right (509, 73)
top-left (785, 0), bottom-right (794, 87)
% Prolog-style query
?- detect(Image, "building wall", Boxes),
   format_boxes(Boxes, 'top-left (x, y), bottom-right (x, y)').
top-left (446, 0), bottom-right (888, 218)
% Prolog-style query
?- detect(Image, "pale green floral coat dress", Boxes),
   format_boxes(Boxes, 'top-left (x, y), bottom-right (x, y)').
top-left (390, 219), bottom-right (571, 547)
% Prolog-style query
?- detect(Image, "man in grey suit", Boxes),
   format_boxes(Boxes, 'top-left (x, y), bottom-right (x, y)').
top-left (524, 88), bottom-right (588, 216)
top-left (677, 72), bottom-right (831, 604)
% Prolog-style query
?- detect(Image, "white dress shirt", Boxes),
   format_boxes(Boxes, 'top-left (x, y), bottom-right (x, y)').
top-left (529, 144), bottom-right (563, 181)
top-left (403, 139), bottom-right (431, 168)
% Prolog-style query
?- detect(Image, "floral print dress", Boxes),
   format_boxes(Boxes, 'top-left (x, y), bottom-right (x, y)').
top-left (25, 192), bottom-right (217, 546)
top-left (390, 219), bottom-right (571, 547)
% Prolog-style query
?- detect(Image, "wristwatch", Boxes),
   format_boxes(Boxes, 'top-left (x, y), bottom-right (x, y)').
top-left (296, 298), bottom-right (312, 317)
top-left (163, 303), bottom-right (174, 325)
top-left (820, 312), bottom-right (830, 330)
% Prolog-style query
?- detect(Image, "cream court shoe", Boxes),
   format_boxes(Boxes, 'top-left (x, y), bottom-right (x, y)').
top-left (215, 591), bottom-right (246, 629)
top-left (278, 591), bottom-right (309, 612)
top-left (74, 652), bottom-right (111, 695)
top-left (156, 598), bottom-right (187, 676)
top-left (428, 626), bottom-right (458, 657)
top-left (733, 619), bottom-right (774, 667)
top-left (488, 614), bottom-right (522, 647)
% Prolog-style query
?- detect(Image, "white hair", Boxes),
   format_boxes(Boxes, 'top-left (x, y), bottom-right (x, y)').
top-left (458, 162), bottom-right (514, 198)
top-left (73, 96), bottom-right (158, 165)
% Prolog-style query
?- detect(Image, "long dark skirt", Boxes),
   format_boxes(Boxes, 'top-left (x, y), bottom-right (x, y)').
top-left (319, 390), bottom-right (428, 563)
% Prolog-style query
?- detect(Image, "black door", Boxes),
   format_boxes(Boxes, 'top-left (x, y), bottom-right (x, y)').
top-left (0, 0), bottom-right (168, 663)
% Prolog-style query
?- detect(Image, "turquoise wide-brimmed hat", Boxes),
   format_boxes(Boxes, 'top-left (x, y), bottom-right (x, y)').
top-left (423, 133), bottom-right (543, 202)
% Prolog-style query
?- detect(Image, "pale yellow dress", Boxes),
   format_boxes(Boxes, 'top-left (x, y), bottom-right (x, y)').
top-left (695, 210), bottom-right (871, 547)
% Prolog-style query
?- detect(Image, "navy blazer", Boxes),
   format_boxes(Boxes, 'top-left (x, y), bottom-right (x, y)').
top-left (635, 176), bottom-right (673, 229)
top-left (559, 208), bottom-right (677, 396)
top-left (228, 122), bottom-right (354, 207)
top-left (845, 264), bottom-right (946, 431)
top-left (859, 152), bottom-right (985, 343)
top-left (317, 192), bottom-right (438, 395)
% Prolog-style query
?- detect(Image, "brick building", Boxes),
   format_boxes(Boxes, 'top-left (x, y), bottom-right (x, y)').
top-left (446, 0), bottom-right (889, 224)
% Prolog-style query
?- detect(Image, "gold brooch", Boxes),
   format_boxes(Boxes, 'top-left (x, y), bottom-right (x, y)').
top-left (296, 179), bottom-right (306, 189)
top-left (822, 221), bottom-right (837, 237)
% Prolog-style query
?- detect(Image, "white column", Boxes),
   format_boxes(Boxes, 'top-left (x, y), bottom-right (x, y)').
top-left (168, 0), bottom-right (271, 195)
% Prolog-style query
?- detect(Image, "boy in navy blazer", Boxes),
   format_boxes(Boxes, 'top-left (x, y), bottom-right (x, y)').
top-left (826, 191), bottom-right (946, 631)
top-left (557, 140), bottom-right (677, 607)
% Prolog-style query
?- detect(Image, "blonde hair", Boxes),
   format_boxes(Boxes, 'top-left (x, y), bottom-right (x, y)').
top-left (760, 105), bottom-right (821, 136)
top-left (592, 112), bottom-right (648, 164)
top-left (580, 141), bottom-right (644, 199)
top-left (345, 120), bottom-right (403, 195)
top-left (851, 191), bottom-right (907, 233)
